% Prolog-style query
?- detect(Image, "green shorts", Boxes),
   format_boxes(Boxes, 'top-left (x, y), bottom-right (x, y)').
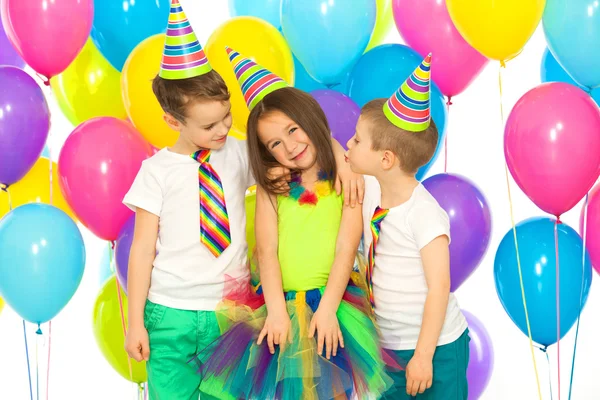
top-left (144, 300), bottom-right (221, 400)
top-left (382, 329), bottom-right (470, 400)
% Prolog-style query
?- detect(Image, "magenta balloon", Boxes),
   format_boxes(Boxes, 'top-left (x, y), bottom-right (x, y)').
top-left (463, 310), bottom-right (494, 399)
top-left (115, 215), bottom-right (135, 294)
top-left (311, 89), bottom-right (360, 149)
top-left (422, 173), bottom-right (492, 291)
top-left (581, 184), bottom-right (600, 275)
top-left (505, 82), bottom-right (600, 217)
top-left (392, 0), bottom-right (488, 97)
top-left (0, 66), bottom-right (49, 186)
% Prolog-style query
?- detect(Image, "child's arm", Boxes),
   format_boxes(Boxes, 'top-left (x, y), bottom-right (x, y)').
top-left (331, 139), bottom-right (365, 207)
top-left (309, 202), bottom-right (363, 359)
top-left (406, 235), bottom-right (451, 396)
top-left (254, 185), bottom-right (291, 354)
top-left (124, 208), bottom-right (159, 362)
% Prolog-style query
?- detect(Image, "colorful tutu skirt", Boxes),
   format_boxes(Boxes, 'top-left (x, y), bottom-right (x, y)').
top-left (192, 266), bottom-right (396, 400)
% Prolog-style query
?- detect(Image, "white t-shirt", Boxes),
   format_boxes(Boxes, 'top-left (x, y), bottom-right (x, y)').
top-left (123, 138), bottom-right (254, 311)
top-left (362, 176), bottom-right (467, 350)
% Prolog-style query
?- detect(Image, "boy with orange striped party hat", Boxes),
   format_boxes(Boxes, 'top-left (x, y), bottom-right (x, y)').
top-left (346, 54), bottom-right (470, 399)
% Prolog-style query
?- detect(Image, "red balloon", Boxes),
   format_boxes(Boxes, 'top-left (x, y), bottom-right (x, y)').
top-left (58, 118), bottom-right (152, 240)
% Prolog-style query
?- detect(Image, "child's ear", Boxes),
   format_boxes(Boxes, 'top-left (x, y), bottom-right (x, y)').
top-left (163, 113), bottom-right (182, 131)
top-left (381, 150), bottom-right (397, 171)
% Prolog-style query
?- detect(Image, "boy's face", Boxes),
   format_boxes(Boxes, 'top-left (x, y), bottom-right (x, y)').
top-left (164, 100), bottom-right (232, 150)
top-left (345, 116), bottom-right (382, 175)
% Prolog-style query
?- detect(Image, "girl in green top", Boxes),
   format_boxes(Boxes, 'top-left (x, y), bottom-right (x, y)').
top-left (195, 55), bottom-right (393, 400)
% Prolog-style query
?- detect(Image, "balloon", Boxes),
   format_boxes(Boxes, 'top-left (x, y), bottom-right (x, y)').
top-left (0, 296), bottom-right (4, 315)
top-left (543, 0), bottom-right (600, 89)
top-left (229, 0), bottom-right (282, 30)
top-left (311, 90), bottom-right (360, 150)
top-left (494, 217), bottom-right (592, 346)
top-left (581, 184), bottom-right (600, 275)
top-left (365, 0), bottom-right (394, 52)
top-left (206, 17), bottom-right (294, 134)
top-left (1, 0), bottom-right (93, 79)
top-left (446, 0), bottom-right (545, 62)
top-left (58, 117), bottom-right (152, 241)
top-left (0, 204), bottom-right (86, 324)
top-left (392, 0), bottom-right (488, 98)
top-left (50, 39), bottom-right (127, 127)
top-left (462, 310), bottom-right (494, 399)
top-left (347, 44), bottom-right (447, 180)
top-left (0, 14), bottom-right (24, 68)
top-left (282, 0), bottom-right (375, 85)
top-left (422, 174), bottom-right (492, 291)
top-left (0, 157), bottom-right (76, 221)
top-left (93, 276), bottom-right (147, 383)
top-left (91, 0), bottom-right (170, 71)
top-left (294, 56), bottom-right (327, 93)
top-left (0, 66), bottom-right (50, 186)
top-left (115, 215), bottom-right (135, 293)
top-left (505, 82), bottom-right (600, 217)
top-left (99, 245), bottom-right (114, 287)
top-left (121, 34), bottom-right (176, 149)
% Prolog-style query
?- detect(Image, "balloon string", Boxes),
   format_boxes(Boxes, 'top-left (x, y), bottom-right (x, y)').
top-left (538, 346), bottom-right (554, 400)
top-left (499, 63), bottom-right (543, 400)
top-left (46, 321), bottom-right (51, 400)
top-left (23, 320), bottom-right (33, 400)
top-left (115, 277), bottom-right (133, 383)
top-left (1, 185), bottom-right (13, 211)
top-left (35, 331), bottom-right (40, 400)
top-left (568, 194), bottom-right (589, 399)
top-left (444, 97), bottom-right (452, 173)
top-left (554, 219), bottom-right (561, 400)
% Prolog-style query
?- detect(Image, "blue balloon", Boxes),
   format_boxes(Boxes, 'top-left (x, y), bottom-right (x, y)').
top-left (540, 47), bottom-right (600, 106)
top-left (347, 44), bottom-right (447, 180)
top-left (282, 0), bottom-right (375, 86)
top-left (98, 245), bottom-right (113, 286)
top-left (543, 0), bottom-right (600, 89)
top-left (0, 204), bottom-right (86, 324)
top-left (229, 0), bottom-right (282, 30)
top-left (41, 145), bottom-right (50, 159)
top-left (91, 0), bottom-right (171, 71)
top-left (494, 217), bottom-right (592, 347)
top-left (294, 55), bottom-right (327, 93)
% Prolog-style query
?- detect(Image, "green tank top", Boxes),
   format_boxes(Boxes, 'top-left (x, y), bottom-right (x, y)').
top-left (277, 189), bottom-right (343, 292)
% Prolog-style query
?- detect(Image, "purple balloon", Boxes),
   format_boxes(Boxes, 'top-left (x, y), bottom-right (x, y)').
top-left (0, 18), bottom-right (25, 68)
top-left (311, 89), bottom-right (359, 149)
top-left (115, 215), bottom-right (135, 293)
top-left (422, 173), bottom-right (492, 291)
top-left (463, 310), bottom-right (494, 399)
top-left (0, 66), bottom-right (49, 186)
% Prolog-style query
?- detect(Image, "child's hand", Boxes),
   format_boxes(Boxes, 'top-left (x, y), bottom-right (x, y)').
top-left (125, 324), bottom-right (150, 362)
top-left (308, 307), bottom-right (344, 359)
top-left (405, 353), bottom-right (433, 396)
top-left (334, 161), bottom-right (364, 208)
top-left (266, 166), bottom-right (291, 193)
top-left (257, 312), bottom-right (292, 354)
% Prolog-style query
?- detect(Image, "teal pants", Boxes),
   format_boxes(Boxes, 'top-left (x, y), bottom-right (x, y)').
top-left (144, 301), bottom-right (221, 400)
top-left (382, 329), bottom-right (470, 400)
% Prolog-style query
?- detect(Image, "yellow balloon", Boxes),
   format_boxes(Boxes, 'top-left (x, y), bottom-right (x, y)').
top-left (446, 0), bottom-right (545, 62)
top-left (0, 157), bottom-right (76, 221)
top-left (365, 0), bottom-right (394, 52)
top-left (93, 276), bottom-right (147, 384)
top-left (122, 34), bottom-right (177, 149)
top-left (206, 17), bottom-right (294, 134)
top-left (50, 39), bottom-right (127, 126)
top-left (0, 297), bottom-right (4, 315)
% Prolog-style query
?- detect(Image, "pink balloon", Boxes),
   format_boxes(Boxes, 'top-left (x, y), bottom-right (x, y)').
top-left (505, 82), bottom-right (600, 217)
top-left (392, 0), bottom-right (488, 98)
top-left (1, 0), bottom-right (93, 79)
top-left (58, 118), bottom-right (152, 241)
top-left (581, 184), bottom-right (600, 275)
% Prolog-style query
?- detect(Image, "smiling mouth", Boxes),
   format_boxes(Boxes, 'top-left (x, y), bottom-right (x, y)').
top-left (215, 136), bottom-right (227, 142)
top-left (292, 147), bottom-right (307, 160)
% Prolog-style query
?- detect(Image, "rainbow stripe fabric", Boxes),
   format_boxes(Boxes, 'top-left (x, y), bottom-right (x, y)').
top-left (383, 53), bottom-right (432, 132)
top-left (159, 0), bottom-right (212, 80)
top-left (367, 206), bottom-right (389, 309)
top-left (226, 47), bottom-right (288, 110)
top-left (191, 149), bottom-right (231, 257)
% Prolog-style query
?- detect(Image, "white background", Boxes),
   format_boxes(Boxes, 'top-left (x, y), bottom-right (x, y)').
top-left (1, 1), bottom-right (599, 399)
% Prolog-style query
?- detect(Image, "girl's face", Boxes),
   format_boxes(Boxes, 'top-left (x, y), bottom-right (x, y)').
top-left (257, 110), bottom-right (316, 170)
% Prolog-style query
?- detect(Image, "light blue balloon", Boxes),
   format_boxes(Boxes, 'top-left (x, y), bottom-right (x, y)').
top-left (0, 204), bottom-right (86, 324)
top-left (41, 145), bottom-right (50, 159)
top-left (91, 0), bottom-right (171, 71)
top-left (347, 44), bottom-right (448, 180)
top-left (540, 47), bottom-right (600, 105)
top-left (229, 0), bottom-right (282, 29)
top-left (99, 245), bottom-right (114, 286)
top-left (294, 55), bottom-right (327, 93)
top-left (494, 217), bottom-right (592, 347)
top-left (282, 0), bottom-right (376, 86)
top-left (543, 0), bottom-right (600, 89)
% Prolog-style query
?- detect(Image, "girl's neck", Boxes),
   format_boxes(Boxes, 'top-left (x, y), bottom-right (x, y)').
top-left (298, 163), bottom-right (321, 184)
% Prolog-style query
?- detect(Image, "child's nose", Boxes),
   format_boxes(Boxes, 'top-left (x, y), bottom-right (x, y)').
top-left (284, 138), bottom-right (297, 154)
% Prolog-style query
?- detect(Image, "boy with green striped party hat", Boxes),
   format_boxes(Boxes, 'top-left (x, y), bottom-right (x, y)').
top-left (346, 54), bottom-right (470, 399)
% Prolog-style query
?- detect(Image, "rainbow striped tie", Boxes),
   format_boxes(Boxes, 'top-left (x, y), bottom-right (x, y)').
top-left (191, 150), bottom-right (231, 257)
top-left (367, 206), bottom-right (388, 309)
